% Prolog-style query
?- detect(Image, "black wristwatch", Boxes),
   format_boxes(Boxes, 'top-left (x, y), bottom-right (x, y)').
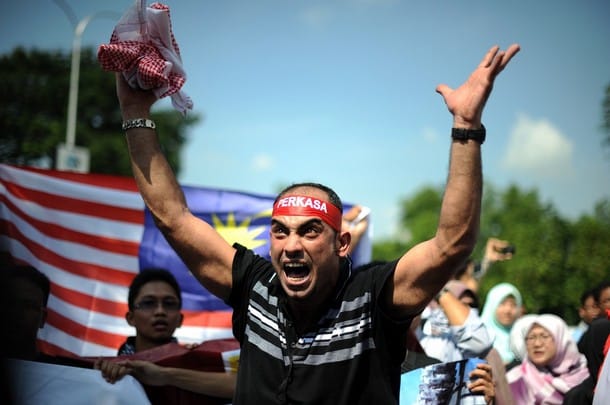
top-left (451, 125), bottom-right (486, 144)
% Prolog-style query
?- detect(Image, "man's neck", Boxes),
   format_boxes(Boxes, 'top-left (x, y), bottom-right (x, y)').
top-left (288, 261), bottom-right (350, 335)
top-left (135, 336), bottom-right (173, 352)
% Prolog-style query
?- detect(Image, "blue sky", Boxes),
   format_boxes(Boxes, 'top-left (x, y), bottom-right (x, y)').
top-left (3, 0), bottom-right (609, 240)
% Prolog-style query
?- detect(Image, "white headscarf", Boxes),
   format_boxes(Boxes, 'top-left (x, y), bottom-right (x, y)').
top-left (506, 314), bottom-right (590, 404)
top-left (509, 314), bottom-right (537, 363)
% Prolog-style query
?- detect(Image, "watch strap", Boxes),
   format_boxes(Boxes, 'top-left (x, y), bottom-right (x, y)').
top-left (451, 125), bottom-right (486, 144)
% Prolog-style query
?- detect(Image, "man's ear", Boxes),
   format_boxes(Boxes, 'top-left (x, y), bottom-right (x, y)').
top-left (336, 231), bottom-right (352, 257)
top-left (126, 311), bottom-right (135, 327)
top-left (177, 312), bottom-right (184, 328)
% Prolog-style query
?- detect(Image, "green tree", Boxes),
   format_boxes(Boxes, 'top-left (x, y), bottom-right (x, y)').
top-left (401, 185), bottom-right (443, 245)
top-left (373, 183), bottom-right (610, 324)
top-left (566, 199), bottom-right (610, 300)
top-left (372, 239), bottom-right (407, 263)
top-left (371, 184), bottom-right (443, 261)
top-left (476, 185), bottom-right (573, 320)
top-left (0, 47), bottom-right (198, 176)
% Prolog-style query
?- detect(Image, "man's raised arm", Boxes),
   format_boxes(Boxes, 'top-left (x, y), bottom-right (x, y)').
top-left (117, 74), bottom-right (235, 300)
top-left (388, 45), bottom-right (521, 316)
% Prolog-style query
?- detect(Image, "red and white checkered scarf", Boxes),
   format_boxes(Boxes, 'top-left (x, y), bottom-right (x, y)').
top-left (97, 1), bottom-right (193, 115)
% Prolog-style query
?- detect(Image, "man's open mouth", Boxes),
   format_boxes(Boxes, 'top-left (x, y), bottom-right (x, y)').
top-left (284, 262), bottom-right (310, 279)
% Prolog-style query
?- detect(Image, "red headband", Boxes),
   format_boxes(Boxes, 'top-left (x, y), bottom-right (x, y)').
top-left (272, 194), bottom-right (342, 232)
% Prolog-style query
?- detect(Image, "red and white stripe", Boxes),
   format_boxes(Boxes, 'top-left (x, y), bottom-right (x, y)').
top-left (0, 164), bottom-right (232, 357)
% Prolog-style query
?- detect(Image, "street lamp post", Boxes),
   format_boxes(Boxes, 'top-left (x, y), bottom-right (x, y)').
top-left (54, 3), bottom-right (120, 172)
top-left (65, 15), bottom-right (92, 151)
top-left (65, 12), bottom-right (119, 150)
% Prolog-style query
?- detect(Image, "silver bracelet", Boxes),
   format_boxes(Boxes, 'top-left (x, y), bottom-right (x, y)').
top-left (122, 118), bottom-right (156, 131)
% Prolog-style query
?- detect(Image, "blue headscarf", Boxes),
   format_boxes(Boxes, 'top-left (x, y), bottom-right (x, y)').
top-left (481, 282), bottom-right (523, 364)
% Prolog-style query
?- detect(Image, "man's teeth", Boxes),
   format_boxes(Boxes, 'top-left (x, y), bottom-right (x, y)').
top-left (284, 263), bottom-right (309, 278)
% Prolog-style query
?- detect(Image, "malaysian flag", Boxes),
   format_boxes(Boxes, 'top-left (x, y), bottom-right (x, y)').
top-left (0, 163), bottom-right (371, 358)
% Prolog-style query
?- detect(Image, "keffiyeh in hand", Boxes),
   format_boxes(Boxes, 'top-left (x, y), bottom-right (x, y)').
top-left (97, 0), bottom-right (193, 115)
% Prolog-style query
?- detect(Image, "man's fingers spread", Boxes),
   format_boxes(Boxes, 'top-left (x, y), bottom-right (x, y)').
top-left (480, 45), bottom-right (500, 67)
top-left (500, 44), bottom-right (521, 69)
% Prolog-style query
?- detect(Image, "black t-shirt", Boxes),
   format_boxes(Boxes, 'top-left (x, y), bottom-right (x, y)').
top-left (227, 244), bottom-right (411, 404)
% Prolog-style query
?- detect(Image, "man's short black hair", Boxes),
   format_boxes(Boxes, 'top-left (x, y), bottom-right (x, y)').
top-left (4, 265), bottom-right (51, 306)
top-left (580, 287), bottom-right (597, 306)
top-left (275, 182), bottom-right (343, 214)
top-left (127, 268), bottom-right (182, 310)
top-left (593, 280), bottom-right (610, 303)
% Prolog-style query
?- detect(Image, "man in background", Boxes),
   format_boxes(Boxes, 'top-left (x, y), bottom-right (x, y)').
top-left (95, 268), bottom-right (237, 403)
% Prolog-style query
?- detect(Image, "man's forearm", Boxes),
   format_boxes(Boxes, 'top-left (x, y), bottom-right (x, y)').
top-left (435, 140), bottom-right (482, 263)
top-left (117, 73), bottom-right (188, 229)
top-left (125, 127), bottom-right (188, 229)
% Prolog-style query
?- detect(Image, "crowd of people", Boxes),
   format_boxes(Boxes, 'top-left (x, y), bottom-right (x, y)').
top-left (2, 42), bottom-right (609, 405)
top-left (3, 255), bottom-right (608, 404)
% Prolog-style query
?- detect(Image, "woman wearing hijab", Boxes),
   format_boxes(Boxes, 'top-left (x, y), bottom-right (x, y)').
top-left (508, 314), bottom-right (538, 370)
top-left (506, 314), bottom-right (589, 404)
top-left (481, 282), bottom-right (523, 366)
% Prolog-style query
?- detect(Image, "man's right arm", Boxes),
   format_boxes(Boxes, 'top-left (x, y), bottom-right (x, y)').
top-left (117, 74), bottom-right (235, 300)
top-left (136, 362), bottom-right (237, 399)
top-left (95, 358), bottom-right (237, 399)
